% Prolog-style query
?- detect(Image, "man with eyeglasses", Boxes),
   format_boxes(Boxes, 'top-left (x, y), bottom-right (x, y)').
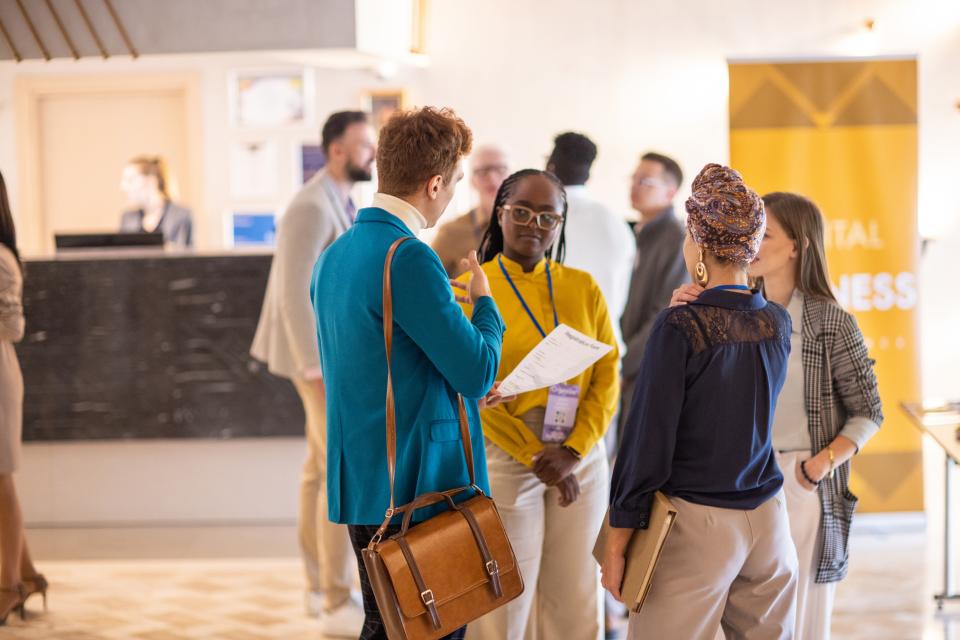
top-left (546, 132), bottom-right (635, 354)
top-left (619, 152), bottom-right (688, 435)
top-left (431, 144), bottom-right (509, 276)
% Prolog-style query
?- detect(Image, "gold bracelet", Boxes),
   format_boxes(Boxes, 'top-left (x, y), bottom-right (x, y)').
top-left (828, 445), bottom-right (835, 480)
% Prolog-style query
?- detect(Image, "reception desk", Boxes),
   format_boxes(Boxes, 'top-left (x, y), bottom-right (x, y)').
top-left (17, 250), bottom-right (304, 441)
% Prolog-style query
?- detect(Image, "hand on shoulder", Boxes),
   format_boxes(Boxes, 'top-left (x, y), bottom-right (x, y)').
top-left (669, 283), bottom-right (705, 307)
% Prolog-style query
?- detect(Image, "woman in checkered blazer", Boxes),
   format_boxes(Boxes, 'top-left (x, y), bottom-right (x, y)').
top-left (674, 191), bottom-right (883, 639)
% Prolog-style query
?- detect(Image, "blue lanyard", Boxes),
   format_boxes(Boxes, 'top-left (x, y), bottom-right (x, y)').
top-left (497, 255), bottom-right (558, 338)
top-left (714, 284), bottom-right (751, 292)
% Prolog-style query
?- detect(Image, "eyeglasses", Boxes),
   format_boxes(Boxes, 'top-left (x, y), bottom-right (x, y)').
top-left (473, 164), bottom-right (509, 179)
top-left (632, 176), bottom-right (665, 188)
top-left (501, 204), bottom-right (563, 230)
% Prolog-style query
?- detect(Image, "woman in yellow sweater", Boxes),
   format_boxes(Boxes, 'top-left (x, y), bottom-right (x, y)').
top-left (459, 169), bottom-right (619, 640)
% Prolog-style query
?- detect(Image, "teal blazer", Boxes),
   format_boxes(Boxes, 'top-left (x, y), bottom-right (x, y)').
top-left (312, 207), bottom-right (505, 525)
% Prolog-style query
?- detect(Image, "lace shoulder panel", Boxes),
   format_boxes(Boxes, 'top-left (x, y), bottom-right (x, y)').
top-left (665, 303), bottom-right (788, 355)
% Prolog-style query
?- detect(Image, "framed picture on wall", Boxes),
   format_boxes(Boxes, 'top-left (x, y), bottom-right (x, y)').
top-left (229, 68), bottom-right (315, 128)
top-left (227, 210), bottom-right (277, 247)
top-left (299, 143), bottom-right (327, 184)
top-left (363, 89), bottom-right (406, 131)
top-left (228, 140), bottom-right (280, 199)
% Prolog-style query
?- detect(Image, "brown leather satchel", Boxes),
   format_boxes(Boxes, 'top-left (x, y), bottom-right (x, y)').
top-left (361, 237), bottom-right (524, 640)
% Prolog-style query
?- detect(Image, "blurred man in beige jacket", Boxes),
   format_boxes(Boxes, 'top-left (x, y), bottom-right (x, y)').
top-left (251, 111), bottom-right (375, 638)
top-left (431, 144), bottom-right (509, 276)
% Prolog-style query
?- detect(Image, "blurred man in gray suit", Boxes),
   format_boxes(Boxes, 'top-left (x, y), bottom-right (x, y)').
top-left (251, 111), bottom-right (375, 637)
top-left (619, 152), bottom-right (688, 434)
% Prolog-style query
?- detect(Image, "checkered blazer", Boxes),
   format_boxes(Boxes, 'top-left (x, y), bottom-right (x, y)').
top-left (801, 295), bottom-right (883, 583)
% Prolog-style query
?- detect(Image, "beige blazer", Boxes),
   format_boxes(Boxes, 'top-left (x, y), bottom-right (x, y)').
top-left (250, 169), bottom-right (352, 380)
top-left (0, 245), bottom-right (24, 474)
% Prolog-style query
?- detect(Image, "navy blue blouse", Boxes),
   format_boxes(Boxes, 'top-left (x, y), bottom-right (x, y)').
top-left (610, 288), bottom-right (791, 529)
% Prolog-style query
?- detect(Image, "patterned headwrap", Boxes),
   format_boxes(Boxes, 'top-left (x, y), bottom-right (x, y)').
top-left (684, 163), bottom-right (765, 263)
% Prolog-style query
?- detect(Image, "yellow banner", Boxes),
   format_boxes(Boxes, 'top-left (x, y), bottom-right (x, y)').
top-left (729, 59), bottom-right (921, 512)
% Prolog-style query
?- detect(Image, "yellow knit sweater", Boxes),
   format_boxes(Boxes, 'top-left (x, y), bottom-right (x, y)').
top-left (457, 254), bottom-right (619, 466)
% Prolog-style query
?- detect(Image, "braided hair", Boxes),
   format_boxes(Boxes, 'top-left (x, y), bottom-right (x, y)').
top-left (477, 169), bottom-right (568, 265)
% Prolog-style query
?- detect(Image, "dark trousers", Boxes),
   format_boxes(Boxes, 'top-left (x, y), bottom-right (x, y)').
top-left (348, 524), bottom-right (466, 640)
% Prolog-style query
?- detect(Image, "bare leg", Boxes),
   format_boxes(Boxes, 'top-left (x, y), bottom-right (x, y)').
top-left (19, 537), bottom-right (37, 581)
top-left (0, 474), bottom-right (23, 587)
top-left (0, 474), bottom-right (24, 619)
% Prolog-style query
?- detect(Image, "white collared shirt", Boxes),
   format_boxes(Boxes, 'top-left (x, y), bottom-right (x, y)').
top-left (372, 192), bottom-right (427, 236)
top-left (561, 186), bottom-right (637, 352)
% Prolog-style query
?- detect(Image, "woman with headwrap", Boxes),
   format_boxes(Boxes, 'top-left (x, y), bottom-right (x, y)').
top-left (674, 192), bottom-right (882, 639)
top-left (600, 164), bottom-right (798, 639)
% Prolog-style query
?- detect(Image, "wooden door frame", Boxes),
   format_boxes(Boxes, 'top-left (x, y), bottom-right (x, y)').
top-left (15, 72), bottom-right (202, 255)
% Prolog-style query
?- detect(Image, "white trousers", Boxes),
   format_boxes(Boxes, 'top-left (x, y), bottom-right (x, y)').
top-left (777, 451), bottom-right (838, 640)
top-left (468, 441), bottom-right (608, 640)
top-left (628, 492), bottom-right (798, 640)
top-left (293, 378), bottom-right (354, 610)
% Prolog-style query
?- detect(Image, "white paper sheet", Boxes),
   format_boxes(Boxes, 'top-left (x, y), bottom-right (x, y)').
top-left (497, 323), bottom-right (613, 396)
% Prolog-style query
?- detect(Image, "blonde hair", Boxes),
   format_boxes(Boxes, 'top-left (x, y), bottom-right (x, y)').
top-left (129, 155), bottom-right (171, 199)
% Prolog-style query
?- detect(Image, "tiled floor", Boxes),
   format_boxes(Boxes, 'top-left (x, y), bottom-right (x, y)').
top-left (2, 517), bottom-right (959, 639)
top-left (0, 558), bottom-right (322, 639)
top-left (831, 520), bottom-right (959, 640)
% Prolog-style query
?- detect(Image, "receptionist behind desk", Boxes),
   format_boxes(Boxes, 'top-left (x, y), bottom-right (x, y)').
top-left (118, 156), bottom-right (193, 248)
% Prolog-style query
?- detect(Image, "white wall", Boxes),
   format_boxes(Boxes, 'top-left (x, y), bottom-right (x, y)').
top-left (18, 439), bottom-right (304, 525)
top-left (421, 0), bottom-right (960, 234)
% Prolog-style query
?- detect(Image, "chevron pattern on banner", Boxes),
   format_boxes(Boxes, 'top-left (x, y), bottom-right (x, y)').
top-left (729, 58), bottom-right (921, 512)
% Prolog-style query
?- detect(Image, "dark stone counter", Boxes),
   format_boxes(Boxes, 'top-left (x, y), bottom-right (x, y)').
top-left (16, 252), bottom-right (304, 441)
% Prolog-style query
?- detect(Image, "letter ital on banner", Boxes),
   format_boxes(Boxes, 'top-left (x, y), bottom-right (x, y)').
top-left (728, 58), bottom-right (920, 512)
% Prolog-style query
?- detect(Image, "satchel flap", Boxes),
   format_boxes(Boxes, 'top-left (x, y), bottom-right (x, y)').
top-left (379, 495), bottom-right (517, 619)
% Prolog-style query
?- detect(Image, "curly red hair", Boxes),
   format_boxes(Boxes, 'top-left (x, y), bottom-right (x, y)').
top-left (376, 107), bottom-right (473, 197)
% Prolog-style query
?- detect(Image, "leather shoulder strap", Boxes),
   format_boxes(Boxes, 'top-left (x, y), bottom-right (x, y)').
top-left (382, 237), bottom-right (411, 516)
top-left (456, 395), bottom-right (476, 487)
top-left (381, 238), bottom-right (478, 519)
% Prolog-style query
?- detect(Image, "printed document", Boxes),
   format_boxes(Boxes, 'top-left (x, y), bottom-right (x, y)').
top-left (498, 324), bottom-right (613, 396)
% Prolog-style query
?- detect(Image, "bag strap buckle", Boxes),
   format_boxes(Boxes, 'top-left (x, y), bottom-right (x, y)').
top-left (420, 589), bottom-right (435, 606)
top-left (485, 560), bottom-right (499, 576)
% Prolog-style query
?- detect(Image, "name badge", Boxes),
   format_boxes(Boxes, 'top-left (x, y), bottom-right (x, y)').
top-left (542, 383), bottom-right (580, 443)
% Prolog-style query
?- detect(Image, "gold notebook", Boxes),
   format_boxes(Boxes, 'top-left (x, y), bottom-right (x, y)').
top-left (593, 492), bottom-right (678, 613)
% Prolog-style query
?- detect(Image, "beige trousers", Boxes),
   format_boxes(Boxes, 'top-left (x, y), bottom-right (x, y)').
top-left (628, 492), bottom-right (798, 640)
top-left (777, 451), bottom-right (837, 640)
top-left (293, 378), bottom-right (354, 610)
top-left (468, 441), bottom-right (608, 640)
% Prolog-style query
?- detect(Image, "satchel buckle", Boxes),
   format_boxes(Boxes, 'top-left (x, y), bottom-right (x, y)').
top-left (421, 589), bottom-right (435, 606)
top-left (370, 532), bottom-right (383, 545)
top-left (384, 507), bottom-right (396, 518)
top-left (485, 560), bottom-right (499, 575)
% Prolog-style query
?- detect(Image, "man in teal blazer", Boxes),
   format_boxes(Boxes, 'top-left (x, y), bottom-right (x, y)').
top-left (313, 204), bottom-right (503, 523)
top-left (311, 107), bottom-right (506, 640)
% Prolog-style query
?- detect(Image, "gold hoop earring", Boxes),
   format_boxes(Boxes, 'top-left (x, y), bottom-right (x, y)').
top-left (695, 248), bottom-right (709, 286)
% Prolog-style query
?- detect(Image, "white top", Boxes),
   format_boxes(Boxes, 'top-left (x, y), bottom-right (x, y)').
top-left (560, 186), bottom-right (636, 352)
top-left (771, 291), bottom-right (812, 452)
top-left (372, 192), bottom-right (426, 236)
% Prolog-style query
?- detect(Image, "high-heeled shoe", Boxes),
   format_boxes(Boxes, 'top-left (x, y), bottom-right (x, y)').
top-left (22, 574), bottom-right (48, 612)
top-left (0, 583), bottom-right (25, 625)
